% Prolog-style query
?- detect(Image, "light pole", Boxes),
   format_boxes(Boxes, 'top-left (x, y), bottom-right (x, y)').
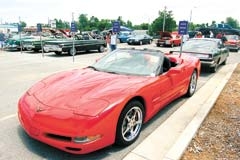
top-left (189, 10), bottom-right (192, 23)
top-left (189, 6), bottom-right (197, 23)
top-left (163, 6), bottom-right (166, 32)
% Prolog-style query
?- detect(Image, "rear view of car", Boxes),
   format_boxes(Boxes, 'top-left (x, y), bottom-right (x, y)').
top-left (156, 31), bottom-right (181, 47)
top-left (224, 35), bottom-right (240, 52)
top-left (180, 38), bottom-right (229, 73)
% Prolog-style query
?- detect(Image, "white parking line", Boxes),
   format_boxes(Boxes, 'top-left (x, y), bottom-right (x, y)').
top-left (0, 114), bottom-right (17, 122)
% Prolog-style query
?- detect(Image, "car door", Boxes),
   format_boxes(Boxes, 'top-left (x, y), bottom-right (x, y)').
top-left (149, 58), bottom-right (187, 111)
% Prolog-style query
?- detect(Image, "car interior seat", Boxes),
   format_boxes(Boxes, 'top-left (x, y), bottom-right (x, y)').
top-left (163, 56), bottom-right (171, 72)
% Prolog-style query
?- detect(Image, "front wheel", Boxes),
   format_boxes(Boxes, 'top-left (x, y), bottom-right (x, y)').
top-left (115, 100), bottom-right (144, 146)
top-left (68, 48), bottom-right (76, 56)
top-left (186, 70), bottom-right (197, 97)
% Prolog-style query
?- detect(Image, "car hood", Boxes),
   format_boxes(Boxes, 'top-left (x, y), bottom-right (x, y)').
top-left (28, 68), bottom-right (149, 116)
top-left (160, 31), bottom-right (172, 38)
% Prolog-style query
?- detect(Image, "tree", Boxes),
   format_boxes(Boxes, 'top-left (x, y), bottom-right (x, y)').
top-left (151, 9), bottom-right (177, 35)
top-left (98, 19), bottom-right (112, 31)
top-left (78, 14), bottom-right (89, 32)
top-left (55, 19), bottom-right (70, 29)
top-left (89, 16), bottom-right (99, 30)
top-left (225, 17), bottom-right (239, 29)
top-left (20, 21), bottom-right (27, 28)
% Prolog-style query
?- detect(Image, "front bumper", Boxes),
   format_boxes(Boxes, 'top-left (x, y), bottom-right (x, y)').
top-left (200, 60), bottom-right (216, 68)
top-left (18, 95), bottom-right (116, 154)
top-left (4, 44), bottom-right (20, 50)
top-left (43, 45), bottom-right (62, 52)
top-left (225, 44), bottom-right (239, 50)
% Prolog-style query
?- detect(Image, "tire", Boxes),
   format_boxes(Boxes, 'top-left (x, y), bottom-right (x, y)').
top-left (209, 64), bottom-right (218, 73)
top-left (98, 45), bottom-right (105, 53)
top-left (115, 100), bottom-right (144, 146)
top-left (33, 49), bottom-right (39, 52)
top-left (68, 48), bottom-right (76, 56)
top-left (222, 58), bottom-right (227, 65)
top-left (54, 51), bottom-right (62, 55)
top-left (185, 70), bottom-right (197, 97)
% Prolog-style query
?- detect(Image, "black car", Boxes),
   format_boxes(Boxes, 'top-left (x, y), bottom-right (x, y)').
top-left (127, 34), bottom-right (153, 45)
top-left (43, 34), bottom-right (106, 55)
top-left (170, 38), bottom-right (229, 73)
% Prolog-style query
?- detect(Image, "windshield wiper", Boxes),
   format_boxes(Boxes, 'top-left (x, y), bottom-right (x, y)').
top-left (87, 66), bottom-right (99, 71)
top-left (105, 71), bottom-right (119, 74)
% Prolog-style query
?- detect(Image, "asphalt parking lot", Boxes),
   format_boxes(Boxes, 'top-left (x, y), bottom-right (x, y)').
top-left (0, 43), bottom-right (239, 160)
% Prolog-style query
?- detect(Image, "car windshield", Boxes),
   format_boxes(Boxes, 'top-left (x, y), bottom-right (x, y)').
top-left (182, 39), bottom-right (217, 53)
top-left (91, 49), bottom-right (163, 76)
top-left (225, 35), bottom-right (239, 40)
top-left (133, 35), bottom-right (144, 39)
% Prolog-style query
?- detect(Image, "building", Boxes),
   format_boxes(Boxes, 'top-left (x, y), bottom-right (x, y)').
top-left (0, 24), bottom-right (18, 33)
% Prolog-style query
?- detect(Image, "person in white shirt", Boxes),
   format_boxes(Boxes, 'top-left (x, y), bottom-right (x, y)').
top-left (110, 31), bottom-right (117, 51)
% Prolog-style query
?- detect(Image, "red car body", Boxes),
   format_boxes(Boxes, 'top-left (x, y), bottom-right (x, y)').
top-left (18, 48), bottom-right (200, 154)
top-left (156, 31), bottom-right (182, 47)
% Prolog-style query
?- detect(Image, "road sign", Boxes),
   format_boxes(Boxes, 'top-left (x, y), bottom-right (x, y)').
top-left (37, 23), bottom-right (42, 32)
top-left (71, 22), bottom-right (77, 32)
top-left (178, 21), bottom-right (188, 35)
top-left (112, 21), bottom-right (120, 33)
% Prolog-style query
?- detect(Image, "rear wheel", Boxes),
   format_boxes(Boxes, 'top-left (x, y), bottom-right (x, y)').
top-left (98, 45), bottom-right (105, 53)
top-left (186, 70), bottom-right (197, 97)
top-left (115, 100), bottom-right (144, 146)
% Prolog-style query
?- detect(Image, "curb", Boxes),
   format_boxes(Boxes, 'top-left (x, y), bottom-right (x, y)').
top-left (123, 63), bottom-right (237, 160)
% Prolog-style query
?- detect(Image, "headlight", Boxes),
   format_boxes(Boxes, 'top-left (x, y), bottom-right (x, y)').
top-left (73, 134), bottom-right (102, 143)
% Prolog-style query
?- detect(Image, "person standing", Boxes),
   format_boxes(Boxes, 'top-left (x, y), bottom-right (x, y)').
top-left (110, 31), bottom-right (117, 51)
top-left (105, 32), bottom-right (111, 52)
top-left (0, 30), bottom-right (5, 51)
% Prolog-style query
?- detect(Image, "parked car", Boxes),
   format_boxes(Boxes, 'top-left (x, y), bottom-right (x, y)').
top-left (43, 34), bottom-right (107, 55)
top-left (22, 32), bottom-right (69, 52)
top-left (18, 48), bottom-right (200, 154)
top-left (127, 34), bottom-right (153, 45)
top-left (156, 31), bottom-right (181, 47)
top-left (170, 38), bottom-right (229, 73)
top-left (224, 34), bottom-right (240, 52)
top-left (117, 31), bottom-right (132, 43)
top-left (4, 34), bottom-right (34, 51)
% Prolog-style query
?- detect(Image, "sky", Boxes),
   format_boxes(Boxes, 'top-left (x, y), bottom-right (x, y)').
top-left (0, 0), bottom-right (239, 27)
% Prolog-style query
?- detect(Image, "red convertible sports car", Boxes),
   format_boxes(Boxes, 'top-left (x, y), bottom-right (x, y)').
top-left (18, 48), bottom-right (201, 154)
